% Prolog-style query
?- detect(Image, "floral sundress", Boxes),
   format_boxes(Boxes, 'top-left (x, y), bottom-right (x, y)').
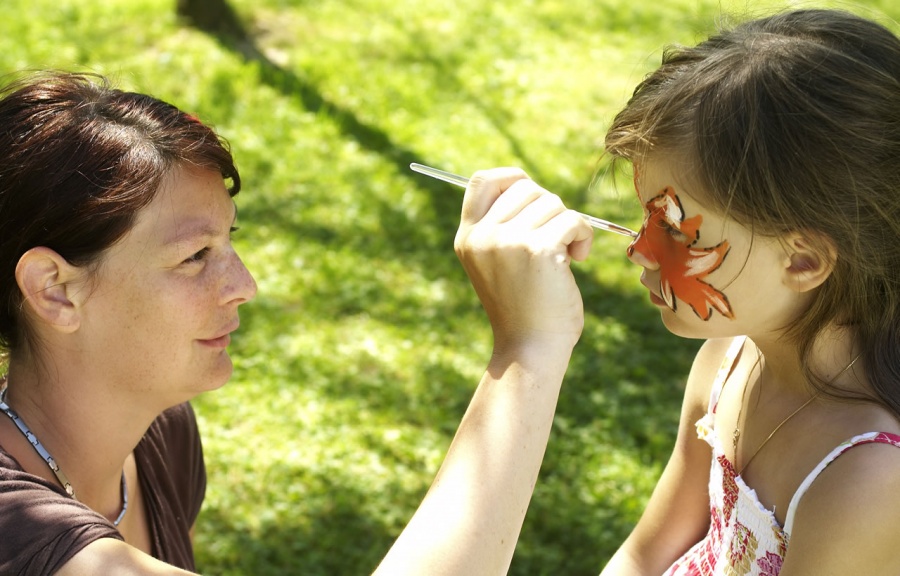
top-left (664, 337), bottom-right (900, 576)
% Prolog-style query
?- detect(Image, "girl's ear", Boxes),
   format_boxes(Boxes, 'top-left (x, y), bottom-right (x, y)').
top-left (14, 247), bottom-right (87, 333)
top-left (780, 232), bottom-right (837, 293)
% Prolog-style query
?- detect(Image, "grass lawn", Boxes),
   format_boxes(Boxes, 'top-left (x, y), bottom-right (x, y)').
top-left (2, 0), bottom-right (897, 573)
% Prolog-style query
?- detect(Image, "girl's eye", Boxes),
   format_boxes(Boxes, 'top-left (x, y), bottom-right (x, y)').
top-left (184, 247), bottom-right (210, 264)
top-left (658, 220), bottom-right (689, 242)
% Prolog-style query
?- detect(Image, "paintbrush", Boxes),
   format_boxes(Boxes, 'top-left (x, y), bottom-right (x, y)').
top-left (409, 163), bottom-right (637, 238)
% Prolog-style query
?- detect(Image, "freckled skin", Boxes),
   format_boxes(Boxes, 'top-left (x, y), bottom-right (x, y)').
top-left (628, 186), bottom-right (734, 321)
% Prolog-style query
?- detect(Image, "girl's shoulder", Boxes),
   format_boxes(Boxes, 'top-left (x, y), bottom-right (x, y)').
top-left (682, 336), bottom-right (746, 416)
top-left (781, 432), bottom-right (900, 573)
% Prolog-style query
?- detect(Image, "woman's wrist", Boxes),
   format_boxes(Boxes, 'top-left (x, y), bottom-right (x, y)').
top-left (488, 333), bottom-right (579, 383)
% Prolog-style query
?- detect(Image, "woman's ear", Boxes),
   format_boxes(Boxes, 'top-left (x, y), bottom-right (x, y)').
top-left (14, 247), bottom-right (86, 333)
top-left (780, 232), bottom-right (837, 293)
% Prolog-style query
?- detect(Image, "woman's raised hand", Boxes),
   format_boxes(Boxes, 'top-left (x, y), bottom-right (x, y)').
top-left (455, 168), bottom-right (594, 352)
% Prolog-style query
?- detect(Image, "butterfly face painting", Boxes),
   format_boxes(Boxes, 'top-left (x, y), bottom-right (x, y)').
top-left (628, 186), bottom-right (734, 320)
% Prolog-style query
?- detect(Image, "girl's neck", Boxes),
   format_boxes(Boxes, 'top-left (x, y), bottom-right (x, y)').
top-left (749, 324), bottom-right (863, 396)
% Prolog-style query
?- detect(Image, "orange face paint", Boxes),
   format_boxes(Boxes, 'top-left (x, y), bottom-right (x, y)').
top-left (628, 186), bottom-right (734, 320)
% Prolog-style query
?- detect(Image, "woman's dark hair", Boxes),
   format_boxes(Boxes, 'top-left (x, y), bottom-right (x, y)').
top-left (0, 71), bottom-right (240, 353)
top-left (605, 10), bottom-right (900, 415)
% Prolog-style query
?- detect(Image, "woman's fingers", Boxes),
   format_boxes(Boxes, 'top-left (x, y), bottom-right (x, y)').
top-left (454, 168), bottom-right (593, 347)
top-left (538, 208), bottom-right (594, 262)
top-left (459, 168), bottom-right (531, 226)
top-left (458, 169), bottom-right (593, 256)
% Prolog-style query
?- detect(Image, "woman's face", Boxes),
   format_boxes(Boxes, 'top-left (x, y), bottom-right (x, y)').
top-left (626, 158), bottom-right (798, 339)
top-left (77, 165), bottom-right (257, 407)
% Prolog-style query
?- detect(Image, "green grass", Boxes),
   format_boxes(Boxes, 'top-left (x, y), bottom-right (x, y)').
top-left (2, 1), bottom-right (898, 574)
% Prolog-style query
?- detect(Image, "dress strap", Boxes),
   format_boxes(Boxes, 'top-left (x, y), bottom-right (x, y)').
top-left (784, 431), bottom-right (900, 535)
top-left (707, 336), bottom-right (747, 415)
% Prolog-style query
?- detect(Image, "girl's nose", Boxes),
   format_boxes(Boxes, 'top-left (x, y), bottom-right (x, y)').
top-left (626, 229), bottom-right (659, 270)
top-left (625, 225), bottom-right (659, 270)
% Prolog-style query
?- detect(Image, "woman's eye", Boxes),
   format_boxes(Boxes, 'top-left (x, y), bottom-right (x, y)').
top-left (184, 247), bottom-right (210, 264)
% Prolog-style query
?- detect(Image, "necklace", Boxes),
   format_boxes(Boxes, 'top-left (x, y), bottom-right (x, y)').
top-left (0, 387), bottom-right (128, 526)
top-left (733, 350), bottom-right (862, 476)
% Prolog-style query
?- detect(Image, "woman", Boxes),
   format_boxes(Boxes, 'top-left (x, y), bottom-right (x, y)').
top-left (0, 71), bottom-right (592, 574)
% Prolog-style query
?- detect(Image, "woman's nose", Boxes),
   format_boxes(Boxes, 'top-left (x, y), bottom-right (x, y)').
top-left (223, 251), bottom-right (258, 306)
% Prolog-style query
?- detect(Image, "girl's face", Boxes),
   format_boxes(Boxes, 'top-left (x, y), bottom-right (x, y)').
top-left (626, 158), bottom-right (798, 338)
top-left (77, 165), bottom-right (258, 409)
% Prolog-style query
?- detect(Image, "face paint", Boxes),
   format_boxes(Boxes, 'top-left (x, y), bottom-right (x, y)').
top-left (627, 186), bottom-right (734, 320)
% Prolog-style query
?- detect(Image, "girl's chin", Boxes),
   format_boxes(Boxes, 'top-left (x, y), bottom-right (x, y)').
top-left (659, 308), bottom-right (739, 340)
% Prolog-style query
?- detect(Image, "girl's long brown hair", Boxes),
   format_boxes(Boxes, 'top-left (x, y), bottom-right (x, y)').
top-left (606, 9), bottom-right (900, 417)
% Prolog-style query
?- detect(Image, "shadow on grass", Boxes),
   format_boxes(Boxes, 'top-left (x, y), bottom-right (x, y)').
top-left (184, 7), bottom-right (701, 575)
top-left (181, 6), bottom-right (465, 243)
top-left (196, 478), bottom-right (400, 575)
top-left (179, 1), bottom-right (602, 255)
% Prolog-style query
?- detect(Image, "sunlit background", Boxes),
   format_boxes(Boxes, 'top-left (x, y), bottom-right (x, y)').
top-left (2, 0), bottom-right (897, 573)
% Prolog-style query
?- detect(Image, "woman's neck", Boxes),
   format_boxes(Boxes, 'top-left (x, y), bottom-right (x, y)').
top-left (2, 358), bottom-right (158, 521)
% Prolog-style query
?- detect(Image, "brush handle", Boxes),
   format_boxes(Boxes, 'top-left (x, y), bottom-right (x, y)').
top-left (410, 163), bottom-right (637, 238)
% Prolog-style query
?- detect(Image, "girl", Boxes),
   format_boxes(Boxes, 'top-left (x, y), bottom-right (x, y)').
top-left (0, 72), bottom-right (592, 574)
top-left (597, 8), bottom-right (900, 575)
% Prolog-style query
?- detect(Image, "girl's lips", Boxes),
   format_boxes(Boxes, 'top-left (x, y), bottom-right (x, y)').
top-left (640, 275), bottom-right (666, 307)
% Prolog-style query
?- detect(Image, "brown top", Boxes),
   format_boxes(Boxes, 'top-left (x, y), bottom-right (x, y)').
top-left (0, 402), bottom-right (206, 575)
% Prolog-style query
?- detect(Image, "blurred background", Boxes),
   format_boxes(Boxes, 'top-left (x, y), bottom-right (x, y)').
top-left (3, 0), bottom-right (897, 573)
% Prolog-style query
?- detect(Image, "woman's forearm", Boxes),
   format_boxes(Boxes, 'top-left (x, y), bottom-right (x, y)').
top-left (373, 339), bottom-right (575, 576)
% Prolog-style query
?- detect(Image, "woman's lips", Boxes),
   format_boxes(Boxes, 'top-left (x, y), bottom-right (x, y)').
top-left (199, 334), bottom-right (231, 348)
top-left (199, 321), bottom-right (239, 348)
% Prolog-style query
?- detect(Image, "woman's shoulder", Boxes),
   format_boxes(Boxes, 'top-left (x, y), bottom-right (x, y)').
top-left (136, 401), bottom-right (205, 501)
top-left (0, 453), bottom-right (121, 574)
top-left (134, 401), bottom-right (206, 565)
top-left (137, 402), bottom-right (204, 483)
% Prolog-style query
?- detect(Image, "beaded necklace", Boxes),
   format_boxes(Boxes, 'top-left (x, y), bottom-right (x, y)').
top-left (0, 387), bottom-right (127, 526)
